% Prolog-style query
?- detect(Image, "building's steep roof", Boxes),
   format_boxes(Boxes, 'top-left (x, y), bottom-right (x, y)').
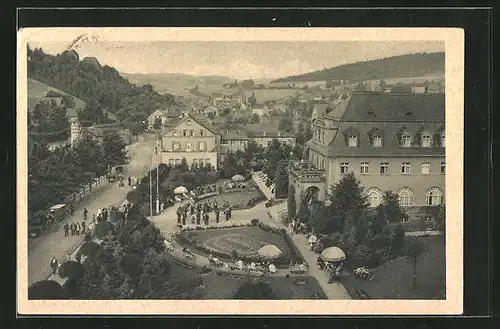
top-left (324, 121), bottom-right (445, 157)
top-left (65, 108), bottom-right (79, 118)
top-left (325, 92), bottom-right (444, 122)
top-left (162, 112), bottom-right (217, 135)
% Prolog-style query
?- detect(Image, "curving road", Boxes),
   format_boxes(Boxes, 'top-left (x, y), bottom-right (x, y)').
top-left (27, 137), bottom-right (155, 286)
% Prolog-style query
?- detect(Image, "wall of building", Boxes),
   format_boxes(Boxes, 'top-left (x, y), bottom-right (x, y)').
top-left (327, 156), bottom-right (445, 206)
top-left (252, 136), bottom-right (296, 148)
top-left (161, 151), bottom-right (218, 168)
top-left (161, 120), bottom-right (217, 152)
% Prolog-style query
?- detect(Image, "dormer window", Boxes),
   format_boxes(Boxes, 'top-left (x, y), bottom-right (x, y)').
top-left (421, 133), bottom-right (432, 147)
top-left (348, 135), bottom-right (358, 147)
top-left (401, 134), bottom-right (412, 147)
top-left (373, 136), bottom-right (382, 147)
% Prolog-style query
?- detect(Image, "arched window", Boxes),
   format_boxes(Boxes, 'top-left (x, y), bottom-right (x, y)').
top-left (398, 187), bottom-right (414, 206)
top-left (426, 187), bottom-right (444, 206)
top-left (366, 188), bottom-right (382, 207)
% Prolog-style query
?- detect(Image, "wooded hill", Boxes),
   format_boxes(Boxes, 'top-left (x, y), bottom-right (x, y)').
top-left (271, 52), bottom-right (445, 83)
top-left (27, 47), bottom-right (178, 135)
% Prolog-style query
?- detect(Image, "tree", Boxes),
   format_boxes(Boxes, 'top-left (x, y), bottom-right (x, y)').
top-left (287, 185), bottom-right (296, 223)
top-left (377, 191), bottom-right (409, 224)
top-left (405, 238), bottom-right (426, 288)
top-left (278, 117), bottom-right (294, 133)
top-left (391, 223), bottom-right (406, 255)
top-left (153, 117), bottom-right (162, 130)
top-left (233, 279), bottom-right (276, 299)
top-left (326, 172), bottom-right (369, 232)
top-left (262, 139), bottom-right (294, 187)
top-left (251, 113), bottom-right (260, 123)
top-left (274, 160), bottom-right (289, 198)
top-left (102, 131), bottom-right (127, 167)
top-left (28, 280), bottom-right (66, 299)
top-left (80, 97), bottom-right (103, 125)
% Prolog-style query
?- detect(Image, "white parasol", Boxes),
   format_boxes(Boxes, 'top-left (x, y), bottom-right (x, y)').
top-left (231, 174), bottom-right (245, 182)
top-left (320, 246), bottom-right (346, 262)
top-left (174, 186), bottom-right (188, 195)
top-left (258, 244), bottom-right (283, 259)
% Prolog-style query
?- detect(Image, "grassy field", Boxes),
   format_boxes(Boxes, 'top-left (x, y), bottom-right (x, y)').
top-left (180, 226), bottom-right (293, 259)
top-left (167, 261), bottom-right (326, 299)
top-left (28, 78), bottom-right (87, 109)
top-left (341, 236), bottom-right (446, 299)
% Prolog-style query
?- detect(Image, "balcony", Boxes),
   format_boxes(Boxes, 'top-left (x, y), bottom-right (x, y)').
top-left (290, 160), bottom-right (326, 182)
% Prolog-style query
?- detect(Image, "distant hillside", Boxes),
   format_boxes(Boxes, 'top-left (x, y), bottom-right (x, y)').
top-left (27, 47), bottom-right (178, 133)
top-left (271, 52), bottom-right (445, 83)
top-left (28, 78), bottom-right (86, 111)
top-left (121, 72), bottom-right (233, 97)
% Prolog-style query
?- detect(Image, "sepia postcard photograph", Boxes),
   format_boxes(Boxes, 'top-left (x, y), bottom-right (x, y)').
top-left (17, 27), bottom-right (464, 315)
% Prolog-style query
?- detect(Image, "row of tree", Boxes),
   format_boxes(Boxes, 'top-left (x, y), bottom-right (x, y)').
top-left (28, 131), bottom-right (127, 215)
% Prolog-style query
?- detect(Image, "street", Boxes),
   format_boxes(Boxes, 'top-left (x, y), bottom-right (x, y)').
top-left (27, 138), bottom-right (155, 286)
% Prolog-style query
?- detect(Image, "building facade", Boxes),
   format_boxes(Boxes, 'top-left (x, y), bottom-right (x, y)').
top-left (290, 92), bottom-right (445, 220)
top-left (160, 113), bottom-right (219, 168)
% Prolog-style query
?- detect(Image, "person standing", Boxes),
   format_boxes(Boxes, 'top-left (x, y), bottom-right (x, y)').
top-left (203, 212), bottom-right (209, 225)
top-left (70, 204), bottom-right (75, 215)
top-left (76, 222), bottom-right (81, 236)
top-left (176, 207), bottom-right (182, 224)
top-left (228, 206), bottom-right (232, 219)
top-left (70, 222), bottom-right (75, 236)
top-left (81, 221), bottom-right (86, 234)
top-left (190, 213), bottom-right (196, 225)
top-left (128, 176), bottom-right (132, 186)
top-left (196, 211), bottom-right (201, 225)
top-left (83, 207), bottom-right (88, 221)
top-left (63, 223), bottom-right (69, 237)
top-left (215, 209), bottom-right (220, 223)
top-left (50, 257), bottom-right (58, 275)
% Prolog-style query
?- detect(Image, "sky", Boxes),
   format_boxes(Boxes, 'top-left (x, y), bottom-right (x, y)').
top-left (27, 40), bottom-right (444, 80)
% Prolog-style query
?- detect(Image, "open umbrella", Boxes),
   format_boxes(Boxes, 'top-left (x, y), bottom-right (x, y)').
top-left (174, 186), bottom-right (188, 195)
top-left (258, 244), bottom-right (282, 259)
top-left (320, 246), bottom-right (346, 262)
top-left (231, 174), bottom-right (245, 182)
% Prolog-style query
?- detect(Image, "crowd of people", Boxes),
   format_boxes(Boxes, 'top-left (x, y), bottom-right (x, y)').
top-left (176, 199), bottom-right (232, 226)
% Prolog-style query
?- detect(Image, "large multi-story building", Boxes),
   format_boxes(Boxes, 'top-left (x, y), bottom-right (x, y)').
top-left (159, 113), bottom-right (297, 167)
top-left (159, 113), bottom-right (220, 168)
top-left (289, 91), bottom-right (445, 220)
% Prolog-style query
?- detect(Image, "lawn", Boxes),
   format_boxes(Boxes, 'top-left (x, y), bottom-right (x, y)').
top-left (179, 226), bottom-right (293, 259)
top-left (167, 260), bottom-right (327, 299)
top-left (341, 236), bottom-right (446, 299)
top-left (200, 189), bottom-right (265, 209)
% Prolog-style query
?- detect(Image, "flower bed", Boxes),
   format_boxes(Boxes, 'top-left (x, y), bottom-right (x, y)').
top-left (177, 223), bottom-right (304, 266)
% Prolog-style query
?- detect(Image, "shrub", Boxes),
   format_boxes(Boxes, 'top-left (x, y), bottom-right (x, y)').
top-left (77, 241), bottom-right (101, 259)
top-left (119, 253), bottom-right (143, 277)
top-left (251, 218), bottom-right (259, 226)
top-left (58, 261), bottom-right (84, 280)
top-left (94, 221), bottom-right (116, 239)
top-left (312, 241), bottom-right (325, 254)
top-left (28, 280), bottom-right (66, 299)
top-left (234, 280), bottom-right (276, 299)
top-left (353, 243), bottom-right (372, 267)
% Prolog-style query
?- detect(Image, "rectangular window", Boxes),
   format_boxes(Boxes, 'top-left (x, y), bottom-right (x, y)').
top-left (373, 136), bottom-right (382, 147)
top-left (221, 140), bottom-right (228, 145)
top-left (441, 161), bottom-right (446, 174)
top-left (348, 136), bottom-right (357, 147)
top-left (322, 132), bottom-right (325, 143)
top-left (183, 129), bottom-right (187, 137)
top-left (402, 135), bottom-right (412, 147)
top-left (340, 162), bottom-right (349, 175)
top-left (421, 163), bottom-right (431, 175)
top-left (360, 162), bottom-right (369, 175)
top-left (190, 129), bottom-right (195, 137)
top-left (168, 159), bottom-right (175, 166)
top-left (172, 142), bottom-right (180, 151)
top-left (186, 143), bottom-right (192, 151)
top-left (401, 162), bottom-right (411, 175)
top-left (175, 158), bottom-right (181, 165)
top-left (199, 142), bottom-right (205, 151)
top-left (380, 162), bottom-right (389, 174)
top-left (200, 130), bottom-right (204, 136)
top-left (421, 135), bottom-right (431, 147)
top-left (173, 129), bottom-right (178, 137)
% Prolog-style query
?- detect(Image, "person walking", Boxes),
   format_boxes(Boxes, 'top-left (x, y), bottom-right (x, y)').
top-left (176, 207), bottom-right (182, 224)
top-left (76, 222), bottom-right (81, 236)
top-left (128, 176), bottom-right (132, 186)
top-left (203, 212), bottom-right (209, 225)
top-left (50, 257), bottom-right (58, 275)
top-left (196, 211), bottom-right (201, 225)
top-left (215, 209), bottom-right (220, 223)
top-left (63, 223), bottom-right (69, 237)
top-left (70, 222), bottom-right (75, 236)
top-left (228, 206), bottom-right (232, 219)
top-left (81, 221), bottom-right (86, 234)
top-left (70, 204), bottom-right (75, 215)
top-left (83, 207), bottom-right (88, 221)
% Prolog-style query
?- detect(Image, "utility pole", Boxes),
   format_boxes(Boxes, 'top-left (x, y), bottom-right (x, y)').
top-left (156, 161), bottom-right (160, 215)
top-left (149, 150), bottom-right (153, 219)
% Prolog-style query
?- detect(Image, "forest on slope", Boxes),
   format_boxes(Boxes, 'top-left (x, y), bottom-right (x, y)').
top-left (27, 46), bottom-right (178, 134)
top-left (271, 52), bottom-right (445, 83)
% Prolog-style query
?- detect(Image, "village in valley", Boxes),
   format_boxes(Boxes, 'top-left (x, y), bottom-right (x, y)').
top-left (26, 37), bottom-right (446, 301)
